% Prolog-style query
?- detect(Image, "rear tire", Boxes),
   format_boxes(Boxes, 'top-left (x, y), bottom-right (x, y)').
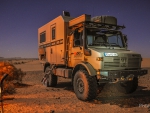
top-left (43, 66), bottom-right (57, 87)
top-left (116, 77), bottom-right (138, 94)
top-left (73, 70), bottom-right (97, 101)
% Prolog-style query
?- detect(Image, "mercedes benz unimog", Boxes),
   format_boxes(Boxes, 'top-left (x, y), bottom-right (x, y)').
top-left (38, 11), bottom-right (147, 101)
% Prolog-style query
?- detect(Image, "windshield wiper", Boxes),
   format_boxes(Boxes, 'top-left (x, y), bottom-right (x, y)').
top-left (110, 43), bottom-right (121, 48)
top-left (93, 42), bottom-right (108, 47)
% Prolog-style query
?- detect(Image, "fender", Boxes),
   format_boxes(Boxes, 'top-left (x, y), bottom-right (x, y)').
top-left (72, 62), bottom-right (97, 76)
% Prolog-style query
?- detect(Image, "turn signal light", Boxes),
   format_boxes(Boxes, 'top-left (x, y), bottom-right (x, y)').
top-left (96, 57), bottom-right (103, 61)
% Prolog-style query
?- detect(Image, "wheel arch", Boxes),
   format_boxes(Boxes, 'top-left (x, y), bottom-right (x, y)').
top-left (72, 62), bottom-right (96, 83)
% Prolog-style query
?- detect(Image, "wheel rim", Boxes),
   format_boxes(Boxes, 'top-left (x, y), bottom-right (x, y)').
top-left (77, 78), bottom-right (84, 93)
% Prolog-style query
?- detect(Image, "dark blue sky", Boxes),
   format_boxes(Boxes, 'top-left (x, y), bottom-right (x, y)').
top-left (0, 0), bottom-right (150, 58)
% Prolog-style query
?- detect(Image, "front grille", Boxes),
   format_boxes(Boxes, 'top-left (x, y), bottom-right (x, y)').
top-left (128, 58), bottom-right (140, 67)
top-left (104, 62), bottom-right (119, 67)
top-left (103, 57), bottom-right (140, 68)
top-left (104, 57), bottom-right (120, 67)
top-left (114, 58), bottom-right (120, 62)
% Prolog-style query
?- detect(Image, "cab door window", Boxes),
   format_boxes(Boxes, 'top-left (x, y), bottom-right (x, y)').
top-left (73, 30), bottom-right (83, 47)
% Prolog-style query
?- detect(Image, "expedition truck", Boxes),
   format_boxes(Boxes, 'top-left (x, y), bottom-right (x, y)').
top-left (38, 11), bottom-right (147, 101)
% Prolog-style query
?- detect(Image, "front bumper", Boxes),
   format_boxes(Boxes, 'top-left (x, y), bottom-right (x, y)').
top-left (100, 69), bottom-right (148, 83)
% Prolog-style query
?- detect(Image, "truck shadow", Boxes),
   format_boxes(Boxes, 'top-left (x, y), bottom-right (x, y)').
top-left (56, 81), bottom-right (74, 92)
top-left (53, 73), bottom-right (150, 108)
top-left (92, 85), bottom-right (150, 108)
top-left (56, 81), bottom-right (150, 108)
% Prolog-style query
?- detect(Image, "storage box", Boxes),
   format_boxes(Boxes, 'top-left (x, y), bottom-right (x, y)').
top-left (69, 14), bottom-right (91, 27)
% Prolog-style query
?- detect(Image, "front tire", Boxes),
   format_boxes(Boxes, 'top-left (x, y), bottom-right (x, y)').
top-left (43, 66), bottom-right (57, 87)
top-left (73, 70), bottom-right (97, 101)
top-left (116, 77), bottom-right (138, 94)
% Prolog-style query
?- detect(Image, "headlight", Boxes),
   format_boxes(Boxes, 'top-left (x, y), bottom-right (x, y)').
top-left (104, 53), bottom-right (118, 56)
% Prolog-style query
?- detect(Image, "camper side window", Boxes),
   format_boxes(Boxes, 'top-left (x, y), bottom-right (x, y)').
top-left (52, 27), bottom-right (56, 40)
top-left (40, 31), bottom-right (46, 43)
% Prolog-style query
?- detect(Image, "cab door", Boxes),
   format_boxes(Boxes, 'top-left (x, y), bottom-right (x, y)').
top-left (70, 30), bottom-right (84, 67)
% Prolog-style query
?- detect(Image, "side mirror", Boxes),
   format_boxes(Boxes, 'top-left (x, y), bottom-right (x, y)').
top-left (123, 35), bottom-right (128, 43)
top-left (123, 35), bottom-right (128, 47)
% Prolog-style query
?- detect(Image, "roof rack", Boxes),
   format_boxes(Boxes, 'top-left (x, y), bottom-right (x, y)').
top-left (69, 21), bottom-right (125, 31)
top-left (84, 21), bottom-right (125, 30)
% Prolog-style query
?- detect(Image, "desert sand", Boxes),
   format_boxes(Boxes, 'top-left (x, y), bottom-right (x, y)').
top-left (1, 59), bottom-right (150, 113)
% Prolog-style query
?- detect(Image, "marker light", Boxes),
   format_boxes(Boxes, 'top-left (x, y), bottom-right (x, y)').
top-left (104, 53), bottom-right (118, 56)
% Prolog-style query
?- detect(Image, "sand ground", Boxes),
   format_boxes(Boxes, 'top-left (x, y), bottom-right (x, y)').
top-left (1, 59), bottom-right (150, 113)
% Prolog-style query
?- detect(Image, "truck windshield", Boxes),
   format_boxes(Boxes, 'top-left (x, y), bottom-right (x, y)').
top-left (86, 29), bottom-right (124, 48)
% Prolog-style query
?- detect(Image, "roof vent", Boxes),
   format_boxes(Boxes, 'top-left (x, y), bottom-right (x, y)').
top-left (63, 11), bottom-right (70, 17)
